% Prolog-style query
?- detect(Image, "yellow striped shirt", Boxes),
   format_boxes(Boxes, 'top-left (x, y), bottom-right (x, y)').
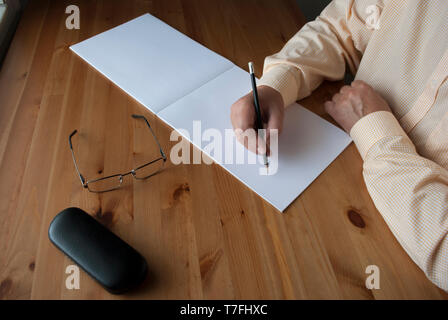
top-left (259, 0), bottom-right (448, 291)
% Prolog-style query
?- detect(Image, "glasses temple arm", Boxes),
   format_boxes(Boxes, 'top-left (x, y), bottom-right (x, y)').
top-left (132, 114), bottom-right (166, 159)
top-left (69, 130), bottom-right (87, 186)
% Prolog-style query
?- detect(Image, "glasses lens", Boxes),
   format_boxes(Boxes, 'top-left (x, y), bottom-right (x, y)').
top-left (87, 175), bottom-right (122, 192)
top-left (134, 158), bottom-right (164, 179)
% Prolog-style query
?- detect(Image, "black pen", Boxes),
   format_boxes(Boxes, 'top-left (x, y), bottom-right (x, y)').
top-left (248, 62), bottom-right (269, 169)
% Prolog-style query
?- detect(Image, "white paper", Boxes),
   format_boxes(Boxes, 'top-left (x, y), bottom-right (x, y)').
top-left (70, 13), bottom-right (352, 212)
top-left (70, 14), bottom-right (233, 113)
top-left (158, 66), bottom-right (352, 211)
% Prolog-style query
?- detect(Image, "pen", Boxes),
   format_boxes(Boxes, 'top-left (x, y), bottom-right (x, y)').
top-left (248, 62), bottom-right (269, 169)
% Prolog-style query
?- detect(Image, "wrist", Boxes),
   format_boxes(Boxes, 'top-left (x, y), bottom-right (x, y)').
top-left (259, 65), bottom-right (299, 107)
top-left (258, 85), bottom-right (285, 109)
top-left (350, 111), bottom-right (410, 160)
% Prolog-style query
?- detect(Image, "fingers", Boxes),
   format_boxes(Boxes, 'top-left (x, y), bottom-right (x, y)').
top-left (230, 94), bottom-right (255, 131)
top-left (332, 81), bottom-right (370, 101)
top-left (231, 94), bottom-right (256, 154)
top-left (234, 127), bottom-right (272, 155)
top-left (339, 85), bottom-right (352, 95)
top-left (234, 128), bottom-right (262, 155)
top-left (231, 86), bottom-right (284, 155)
top-left (234, 118), bottom-right (279, 156)
top-left (327, 81), bottom-right (364, 109)
top-left (351, 80), bottom-right (369, 89)
top-left (324, 100), bottom-right (335, 114)
top-left (332, 93), bottom-right (342, 103)
top-left (267, 107), bottom-right (283, 133)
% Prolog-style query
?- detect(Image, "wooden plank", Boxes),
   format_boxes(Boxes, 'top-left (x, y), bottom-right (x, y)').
top-left (0, 0), bottom-right (446, 300)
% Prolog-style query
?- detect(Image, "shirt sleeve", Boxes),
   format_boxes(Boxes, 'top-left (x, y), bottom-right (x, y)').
top-left (259, 0), bottom-right (381, 106)
top-left (350, 111), bottom-right (448, 292)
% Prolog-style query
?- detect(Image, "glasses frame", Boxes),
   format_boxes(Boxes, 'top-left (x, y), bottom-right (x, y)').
top-left (69, 114), bottom-right (167, 193)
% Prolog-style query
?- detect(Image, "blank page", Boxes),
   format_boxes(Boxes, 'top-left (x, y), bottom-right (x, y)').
top-left (158, 66), bottom-right (352, 211)
top-left (70, 14), bottom-right (234, 113)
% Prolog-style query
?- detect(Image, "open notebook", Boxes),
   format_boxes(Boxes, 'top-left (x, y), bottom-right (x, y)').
top-left (70, 13), bottom-right (352, 212)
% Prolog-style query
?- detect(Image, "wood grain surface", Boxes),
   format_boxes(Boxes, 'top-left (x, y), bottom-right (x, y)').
top-left (0, 0), bottom-right (447, 300)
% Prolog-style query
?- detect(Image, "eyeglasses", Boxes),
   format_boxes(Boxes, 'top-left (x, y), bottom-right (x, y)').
top-left (69, 114), bottom-right (167, 193)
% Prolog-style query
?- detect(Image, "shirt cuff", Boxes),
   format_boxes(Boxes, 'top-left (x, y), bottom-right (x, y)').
top-left (258, 65), bottom-right (299, 107)
top-left (350, 111), bottom-right (411, 160)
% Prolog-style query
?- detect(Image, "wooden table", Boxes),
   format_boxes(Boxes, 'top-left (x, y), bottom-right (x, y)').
top-left (0, 0), bottom-right (446, 300)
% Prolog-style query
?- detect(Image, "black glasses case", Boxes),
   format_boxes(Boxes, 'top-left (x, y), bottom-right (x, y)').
top-left (48, 207), bottom-right (148, 294)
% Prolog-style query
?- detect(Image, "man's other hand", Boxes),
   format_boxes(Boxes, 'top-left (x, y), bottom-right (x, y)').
top-left (231, 85), bottom-right (284, 155)
top-left (325, 80), bottom-right (392, 133)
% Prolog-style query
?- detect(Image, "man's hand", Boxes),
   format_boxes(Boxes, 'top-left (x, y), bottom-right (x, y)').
top-left (324, 80), bottom-right (392, 133)
top-left (231, 85), bottom-right (284, 155)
